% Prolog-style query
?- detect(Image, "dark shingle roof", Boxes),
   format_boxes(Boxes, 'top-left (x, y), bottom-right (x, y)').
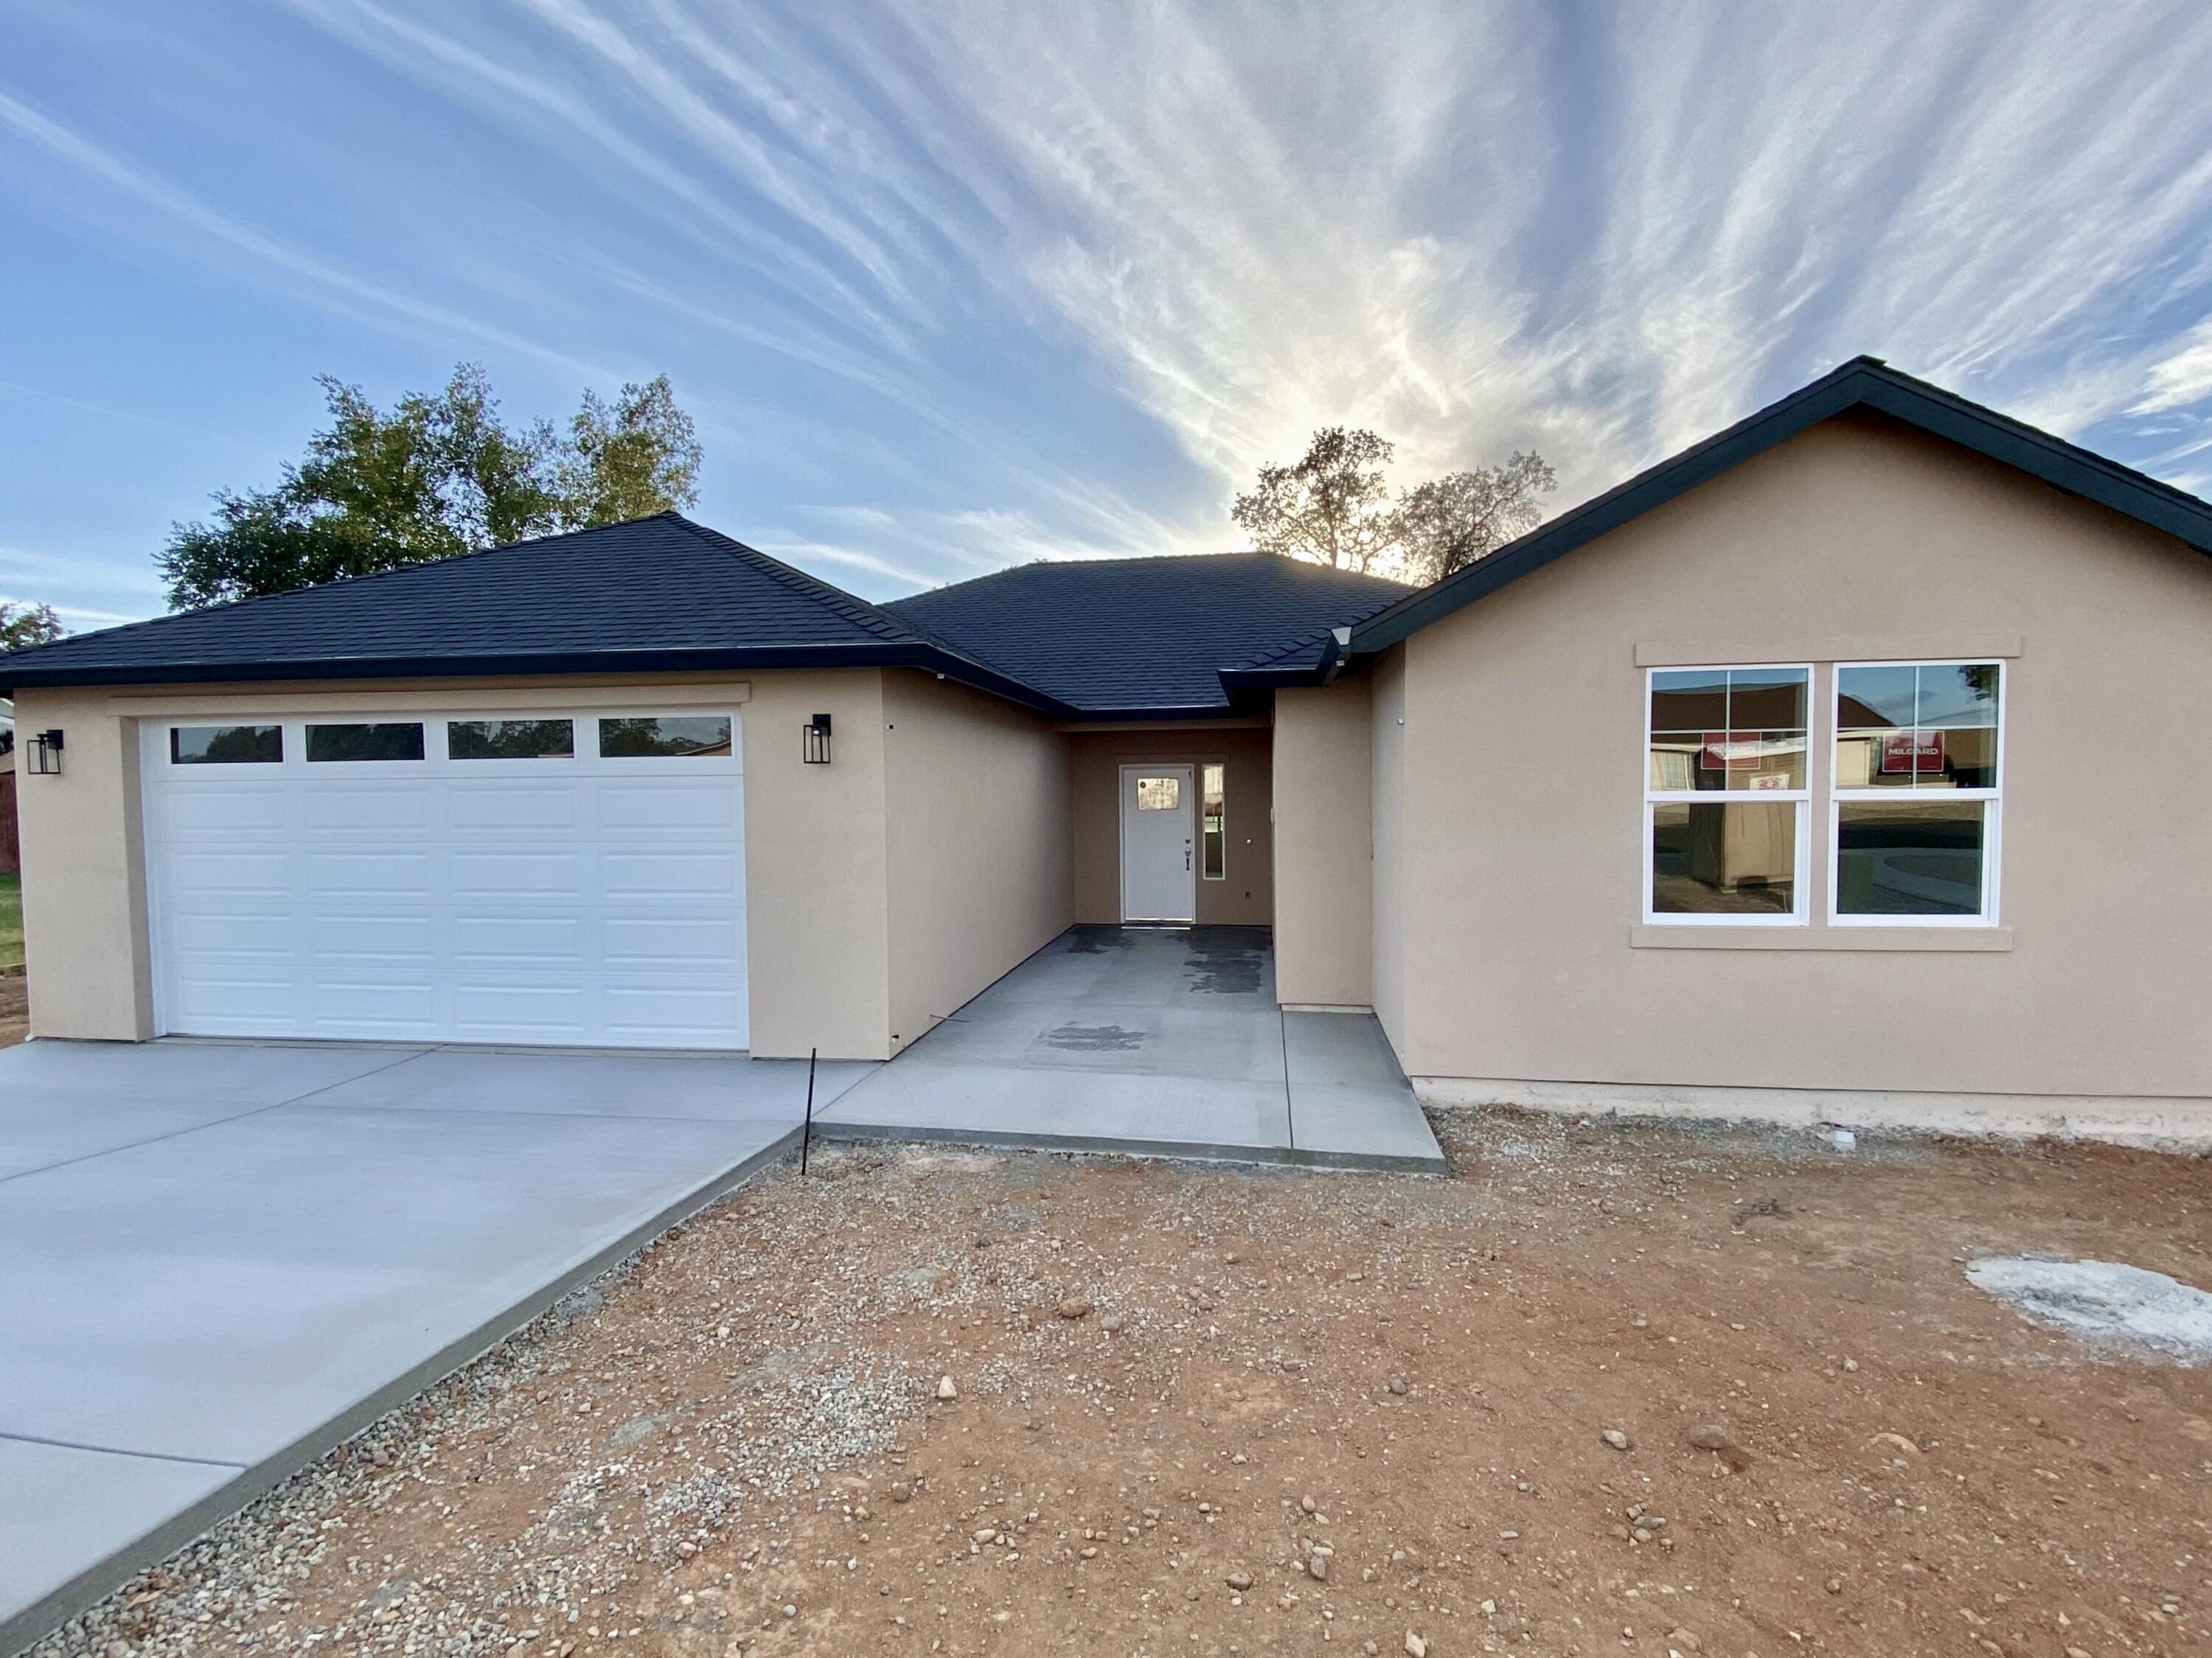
top-left (883, 554), bottom-right (1410, 714)
top-left (0, 514), bottom-right (918, 686)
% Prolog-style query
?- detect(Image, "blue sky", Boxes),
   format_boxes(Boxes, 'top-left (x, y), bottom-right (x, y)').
top-left (7, 1), bottom-right (2212, 630)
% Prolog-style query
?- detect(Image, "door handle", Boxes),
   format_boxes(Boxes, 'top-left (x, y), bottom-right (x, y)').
top-left (1185, 840), bottom-right (1192, 871)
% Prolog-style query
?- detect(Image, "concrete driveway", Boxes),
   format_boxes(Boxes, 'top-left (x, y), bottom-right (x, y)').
top-left (0, 1039), bottom-right (872, 1654)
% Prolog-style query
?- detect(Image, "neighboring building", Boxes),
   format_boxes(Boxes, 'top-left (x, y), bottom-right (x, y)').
top-left (5, 358), bottom-right (2210, 1135)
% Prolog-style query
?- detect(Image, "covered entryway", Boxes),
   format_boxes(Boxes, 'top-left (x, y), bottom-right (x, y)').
top-left (138, 708), bottom-right (748, 1049)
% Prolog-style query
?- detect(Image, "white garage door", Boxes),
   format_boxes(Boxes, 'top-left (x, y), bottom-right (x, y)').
top-left (139, 708), bottom-right (748, 1049)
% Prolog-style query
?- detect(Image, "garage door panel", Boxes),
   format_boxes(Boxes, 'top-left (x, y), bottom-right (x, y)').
top-left (602, 981), bottom-right (748, 1044)
top-left (449, 849), bottom-right (583, 897)
top-left (307, 913), bottom-right (437, 962)
top-left (602, 915), bottom-right (743, 967)
top-left (170, 851), bottom-right (292, 899)
top-left (167, 786), bottom-right (293, 835)
top-left (304, 787), bottom-right (431, 832)
top-left (307, 851), bottom-right (432, 897)
top-left (451, 981), bottom-right (587, 1037)
top-left (598, 782), bottom-right (740, 832)
top-left (599, 851), bottom-right (741, 898)
top-left (449, 913), bottom-right (588, 968)
top-left (450, 786), bottom-right (581, 831)
top-left (144, 714), bottom-right (748, 1049)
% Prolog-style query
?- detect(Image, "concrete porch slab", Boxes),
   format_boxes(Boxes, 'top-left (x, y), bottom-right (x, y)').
top-left (819, 927), bottom-right (1444, 1174)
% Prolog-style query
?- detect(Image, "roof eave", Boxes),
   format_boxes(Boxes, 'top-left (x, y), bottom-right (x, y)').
top-left (0, 639), bottom-right (1082, 718)
top-left (1344, 358), bottom-right (2212, 659)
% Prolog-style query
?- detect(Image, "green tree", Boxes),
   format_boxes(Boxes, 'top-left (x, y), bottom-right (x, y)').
top-left (1231, 427), bottom-right (1397, 573)
top-left (0, 601), bottom-right (63, 651)
top-left (1388, 452), bottom-right (1557, 583)
top-left (159, 366), bottom-right (703, 610)
top-left (1233, 429), bottom-right (1555, 584)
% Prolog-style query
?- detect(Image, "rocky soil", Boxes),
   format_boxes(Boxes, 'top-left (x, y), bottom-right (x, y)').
top-left (32, 1112), bottom-right (2212, 1658)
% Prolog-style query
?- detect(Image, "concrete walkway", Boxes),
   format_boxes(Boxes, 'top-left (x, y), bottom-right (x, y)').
top-left (0, 1039), bottom-right (873, 1655)
top-left (818, 926), bottom-right (1446, 1172)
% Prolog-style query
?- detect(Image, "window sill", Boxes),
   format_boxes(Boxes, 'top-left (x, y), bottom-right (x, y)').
top-left (1631, 924), bottom-right (2013, 952)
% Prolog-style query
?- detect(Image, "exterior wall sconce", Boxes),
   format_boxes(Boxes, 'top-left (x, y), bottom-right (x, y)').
top-left (28, 728), bottom-right (63, 776)
top-left (802, 712), bottom-right (832, 764)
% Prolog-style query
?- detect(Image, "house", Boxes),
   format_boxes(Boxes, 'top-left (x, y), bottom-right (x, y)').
top-left (6, 356), bottom-right (2211, 1132)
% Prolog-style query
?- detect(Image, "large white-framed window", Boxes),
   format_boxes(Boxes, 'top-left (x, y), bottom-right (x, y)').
top-left (1643, 663), bottom-right (1812, 925)
top-left (1829, 661), bottom-right (2003, 927)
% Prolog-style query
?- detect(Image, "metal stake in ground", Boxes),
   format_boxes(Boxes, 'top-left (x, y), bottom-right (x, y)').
top-left (800, 1045), bottom-right (818, 1175)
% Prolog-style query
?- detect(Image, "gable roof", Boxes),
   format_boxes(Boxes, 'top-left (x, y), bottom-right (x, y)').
top-left (0, 513), bottom-right (1060, 712)
top-left (883, 553), bottom-right (1409, 715)
top-left (1344, 356), bottom-right (2212, 661)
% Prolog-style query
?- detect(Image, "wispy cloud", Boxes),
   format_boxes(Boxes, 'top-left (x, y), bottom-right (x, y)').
top-left (3, 0), bottom-right (2211, 624)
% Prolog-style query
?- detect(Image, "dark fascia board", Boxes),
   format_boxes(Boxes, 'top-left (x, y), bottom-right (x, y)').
top-left (1347, 356), bottom-right (2212, 659)
top-left (0, 639), bottom-right (1085, 719)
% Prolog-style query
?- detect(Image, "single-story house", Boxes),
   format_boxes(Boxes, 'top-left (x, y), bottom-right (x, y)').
top-left (7, 356), bottom-right (2211, 1131)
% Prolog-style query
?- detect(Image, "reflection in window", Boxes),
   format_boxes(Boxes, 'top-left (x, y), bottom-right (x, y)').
top-left (1645, 665), bottom-right (1808, 923)
top-left (1834, 662), bottom-right (2000, 922)
top-left (1135, 776), bottom-right (1180, 811)
top-left (448, 718), bottom-right (574, 760)
top-left (171, 725), bottom-right (282, 764)
top-left (1650, 801), bottom-right (1798, 914)
top-left (599, 715), bottom-right (732, 758)
top-left (1649, 665), bottom-right (1808, 793)
top-left (1835, 801), bottom-right (1986, 917)
top-left (1835, 663), bottom-right (2000, 790)
top-left (1201, 763), bottom-right (1225, 879)
top-left (306, 722), bottom-right (425, 762)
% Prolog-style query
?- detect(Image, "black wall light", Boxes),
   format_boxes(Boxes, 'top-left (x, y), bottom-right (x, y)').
top-left (28, 728), bottom-right (63, 776)
top-left (803, 712), bottom-right (832, 764)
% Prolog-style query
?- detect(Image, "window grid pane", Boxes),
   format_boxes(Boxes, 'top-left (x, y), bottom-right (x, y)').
top-left (1832, 662), bottom-right (2001, 924)
top-left (1200, 763), bottom-right (1225, 879)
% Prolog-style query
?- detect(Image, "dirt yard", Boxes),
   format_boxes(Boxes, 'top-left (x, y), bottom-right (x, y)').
top-left (40, 1113), bottom-right (2212, 1658)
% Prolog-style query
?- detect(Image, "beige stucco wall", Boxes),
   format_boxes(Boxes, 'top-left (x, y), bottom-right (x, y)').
top-left (1067, 726), bottom-right (1273, 926)
top-left (1383, 411), bottom-right (2212, 1103)
top-left (1271, 682), bottom-right (1373, 1006)
top-left (881, 669), bottom-right (1071, 1051)
top-left (1368, 649), bottom-right (1408, 1050)
top-left (10, 686), bottom-right (156, 1039)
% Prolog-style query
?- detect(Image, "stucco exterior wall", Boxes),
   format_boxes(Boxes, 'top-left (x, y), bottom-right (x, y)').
top-left (1067, 726), bottom-right (1274, 926)
top-left (11, 686), bottom-right (155, 1039)
top-left (1387, 411), bottom-right (2212, 1104)
top-left (882, 669), bottom-right (1071, 1052)
top-left (1368, 649), bottom-right (1408, 1051)
top-left (10, 671), bottom-right (916, 1057)
top-left (1271, 682), bottom-right (1372, 1006)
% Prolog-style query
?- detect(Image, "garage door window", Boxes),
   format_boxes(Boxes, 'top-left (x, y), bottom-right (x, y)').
top-left (448, 717), bottom-right (574, 760)
top-left (306, 722), bottom-right (425, 762)
top-left (170, 724), bottom-right (282, 764)
top-left (599, 715), bottom-right (731, 758)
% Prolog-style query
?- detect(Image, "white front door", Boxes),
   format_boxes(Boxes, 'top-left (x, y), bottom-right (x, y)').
top-left (1119, 763), bottom-right (1196, 922)
top-left (139, 708), bottom-right (748, 1049)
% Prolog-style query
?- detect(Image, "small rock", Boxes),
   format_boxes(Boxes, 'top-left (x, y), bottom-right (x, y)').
top-left (1667, 1630), bottom-right (1703, 1653)
top-left (1388, 1378), bottom-right (1408, 1396)
top-left (781, 1605), bottom-right (797, 1619)
top-left (1100, 1314), bottom-right (1124, 1333)
top-left (1843, 1357), bottom-right (1860, 1372)
top-left (1686, 1422), bottom-right (1731, 1452)
top-left (1307, 1555), bottom-right (1328, 1581)
top-left (1059, 1298), bottom-right (1093, 1320)
top-left (973, 1528), bottom-right (997, 1544)
top-left (1301, 1495), bottom-right (1318, 1514)
top-left (1405, 1634), bottom-right (1428, 1657)
top-left (891, 1481), bottom-right (913, 1502)
top-left (937, 1376), bottom-right (958, 1401)
top-left (1826, 1577), bottom-right (1843, 1595)
top-left (1601, 1428), bottom-right (1630, 1451)
top-left (1872, 1432), bottom-right (1921, 1457)
top-left (1226, 1571), bottom-right (1254, 1591)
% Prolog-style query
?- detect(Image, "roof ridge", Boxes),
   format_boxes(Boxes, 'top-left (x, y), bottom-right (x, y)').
top-left (663, 515), bottom-right (914, 643)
